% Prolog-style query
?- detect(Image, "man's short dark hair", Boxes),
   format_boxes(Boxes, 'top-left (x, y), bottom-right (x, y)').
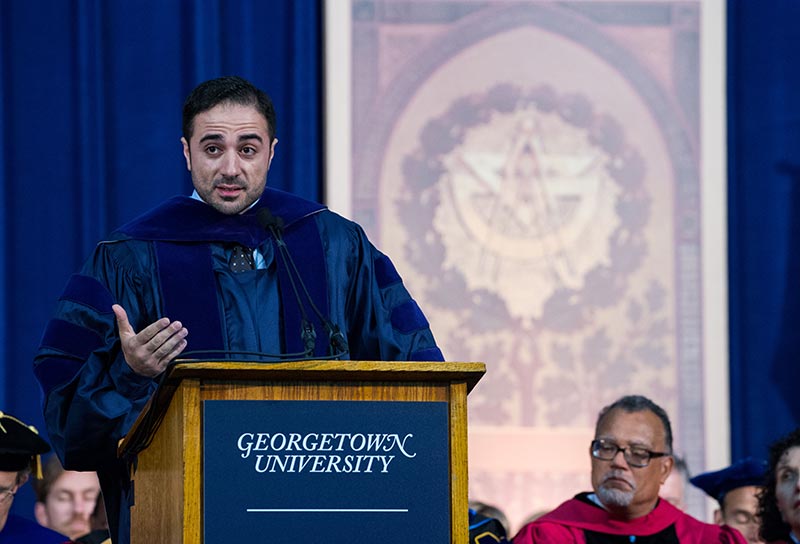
top-left (31, 454), bottom-right (64, 503)
top-left (595, 395), bottom-right (673, 453)
top-left (182, 76), bottom-right (277, 142)
top-left (15, 468), bottom-right (30, 486)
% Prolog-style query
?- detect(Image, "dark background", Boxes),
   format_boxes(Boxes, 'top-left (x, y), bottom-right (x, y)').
top-left (0, 0), bottom-right (322, 516)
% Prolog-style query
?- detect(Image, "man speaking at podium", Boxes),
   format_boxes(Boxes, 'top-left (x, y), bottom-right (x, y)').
top-left (33, 76), bottom-right (443, 544)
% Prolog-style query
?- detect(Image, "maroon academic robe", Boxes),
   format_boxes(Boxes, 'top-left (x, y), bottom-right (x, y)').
top-left (513, 493), bottom-right (748, 544)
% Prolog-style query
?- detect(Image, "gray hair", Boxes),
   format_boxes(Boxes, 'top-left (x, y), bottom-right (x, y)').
top-left (596, 395), bottom-right (673, 452)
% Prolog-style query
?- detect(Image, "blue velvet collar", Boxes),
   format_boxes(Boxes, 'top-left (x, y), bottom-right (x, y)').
top-left (114, 187), bottom-right (325, 246)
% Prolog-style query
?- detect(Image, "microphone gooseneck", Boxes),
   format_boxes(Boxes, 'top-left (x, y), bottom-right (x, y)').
top-left (257, 208), bottom-right (349, 358)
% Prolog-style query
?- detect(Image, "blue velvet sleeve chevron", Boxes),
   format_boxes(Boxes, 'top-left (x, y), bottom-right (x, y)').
top-left (315, 211), bottom-right (444, 362)
top-left (33, 240), bottom-right (161, 471)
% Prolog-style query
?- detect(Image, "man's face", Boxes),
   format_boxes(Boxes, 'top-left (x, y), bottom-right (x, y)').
top-left (182, 102), bottom-right (277, 215)
top-left (34, 470), bottom-right (100, 540)
top-left (0, 470), bottom-right (21, 533)
top-left (775, 446), bottom-right (800, 536)
top-left (715, 486), bottom-right (763, 544)
top-left (591, 408), bottom-right (673, 519)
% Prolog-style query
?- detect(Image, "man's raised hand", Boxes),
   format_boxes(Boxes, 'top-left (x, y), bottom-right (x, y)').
top-left (112, 304), bottom-right (188, 377)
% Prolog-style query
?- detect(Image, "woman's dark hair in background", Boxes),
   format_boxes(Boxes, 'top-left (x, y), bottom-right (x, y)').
top-left (758, 427), bottom-right (800, 542)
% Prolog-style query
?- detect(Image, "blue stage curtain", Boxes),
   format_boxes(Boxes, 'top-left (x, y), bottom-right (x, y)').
top-left (0, 0), bottom-right (321, 517)
top-left (728, 0), bottom-right (800, 460)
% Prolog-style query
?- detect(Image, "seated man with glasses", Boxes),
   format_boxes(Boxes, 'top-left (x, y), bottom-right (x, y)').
top-left (690, 457), bottom-right (767, 544)
top-left (0, 412), bottom-right (68, 543)
top-left (513, 395), bottom-right (747, 543)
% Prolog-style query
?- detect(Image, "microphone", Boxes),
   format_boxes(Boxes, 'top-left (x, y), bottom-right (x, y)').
top-left (257, 208), bottom-right (349, 358)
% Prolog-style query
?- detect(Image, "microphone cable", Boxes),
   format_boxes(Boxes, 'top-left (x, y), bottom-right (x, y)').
top-left (257, 208), bottom-right (349, 358)
top-left (256, 209), bottom-right (318, 357)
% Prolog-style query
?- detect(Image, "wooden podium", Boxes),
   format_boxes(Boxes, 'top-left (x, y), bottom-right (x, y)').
top-left (119, 360), bottom-right (485, 544)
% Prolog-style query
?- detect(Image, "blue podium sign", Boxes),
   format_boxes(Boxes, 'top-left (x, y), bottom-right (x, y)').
top-left (203, 400), bottom-right (450, 542)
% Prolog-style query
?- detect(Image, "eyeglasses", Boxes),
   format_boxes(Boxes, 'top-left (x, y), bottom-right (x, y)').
top-left (0, 485), bottom-right (17, 504)
top-left (590, 439), bottom-right (671, 468)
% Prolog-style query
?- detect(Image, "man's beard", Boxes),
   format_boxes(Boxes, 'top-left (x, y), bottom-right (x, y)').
top-left (211, 176), bottom-right (247, 202)
top-left (61, 515), bottom-right (92, 539)
top-left (213, 175), bottom-right (245, 191)
top-left (597, 471), bottom-right (637, 508)
top-left (195, 174), bottom-right (255, 214)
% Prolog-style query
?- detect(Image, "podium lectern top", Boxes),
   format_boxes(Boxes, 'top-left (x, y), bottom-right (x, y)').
top-left (119, 360), bottom-right (485, 458)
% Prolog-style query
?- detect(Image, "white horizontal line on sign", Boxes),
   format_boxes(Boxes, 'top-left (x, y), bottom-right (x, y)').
top-left (246, 509), bottom-right (408, 513)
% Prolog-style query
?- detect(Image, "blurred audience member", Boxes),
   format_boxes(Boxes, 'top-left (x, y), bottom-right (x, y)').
top-left (0, 412), bottom-right (67, 543)
top-left (469, 505), bottom-right (509, 543)
top-left (470, 500), bottom-right (511, 537)
top-left (757, 428), bottom-right (800, 544)
top-left (662, 455), bottom-right (690, 510)
top-left (33, 455), bottom-right (100, 540)
top-left (73, 492), bottom-right (110, 544)
top-left (691, 457), bottom-right (767, 543)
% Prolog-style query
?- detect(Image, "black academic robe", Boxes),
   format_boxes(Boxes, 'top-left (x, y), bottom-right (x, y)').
top-left (34, 188), bottom-right (443, 544)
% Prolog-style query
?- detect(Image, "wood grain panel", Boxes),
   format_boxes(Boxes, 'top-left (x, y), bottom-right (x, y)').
top-left (200, 381), bottom-right (448, 402)
top-left (131, 380), bottom-right (198, 543)
top-left (181, 381), bottom-right (201, 543)
top-left (449, 382), bottom-right (469, 544)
